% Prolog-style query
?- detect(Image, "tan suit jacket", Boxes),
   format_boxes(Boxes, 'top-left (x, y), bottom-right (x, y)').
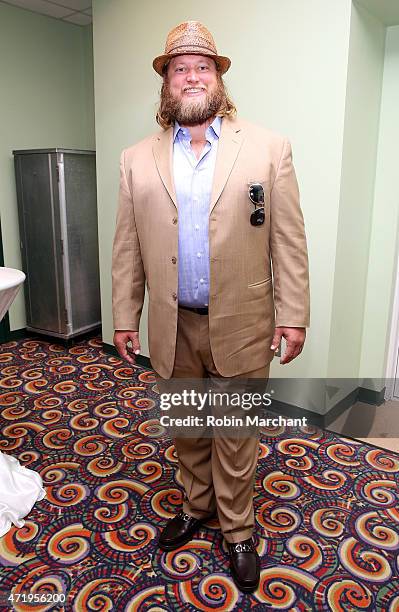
top-left (112, 116), bottom-right (310, 379)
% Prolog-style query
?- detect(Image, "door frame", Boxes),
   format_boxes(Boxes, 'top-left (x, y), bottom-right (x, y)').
top-left (0, 217), bottom-right (11, 343)
top-left (384, 251), bottom-right (399, 400)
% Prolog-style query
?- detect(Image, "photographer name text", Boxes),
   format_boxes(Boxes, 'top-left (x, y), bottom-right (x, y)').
top-left (160, 414), bottom-right (307, 427)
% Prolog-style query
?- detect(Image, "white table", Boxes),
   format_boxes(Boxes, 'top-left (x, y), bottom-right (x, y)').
top-left (0, 266), bottom-right (26, 321)
top-left (0, 267), bottom-right (46, 537)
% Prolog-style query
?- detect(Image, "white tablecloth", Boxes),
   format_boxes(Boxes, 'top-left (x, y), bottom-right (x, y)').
top-left (0, 452), bottom-right (46, 537)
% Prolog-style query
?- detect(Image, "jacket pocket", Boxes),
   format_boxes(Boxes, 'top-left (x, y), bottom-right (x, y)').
top-left (248, 277), bottom-right (272, 288)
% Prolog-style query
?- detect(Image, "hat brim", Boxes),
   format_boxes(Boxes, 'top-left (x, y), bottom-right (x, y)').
top-left (153, 51), bottom-right (231, 76)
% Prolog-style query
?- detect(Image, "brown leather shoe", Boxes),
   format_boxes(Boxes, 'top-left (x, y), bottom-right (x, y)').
top-left (228, 538), bottom-right (260, 593)
top-left (159, 510), bottom-right (213, 551)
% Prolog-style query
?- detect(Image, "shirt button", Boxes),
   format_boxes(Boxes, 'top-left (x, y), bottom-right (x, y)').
top-left (200, 278), bottom-right (205, 284)
top-left (193, 197), bottom-right (199, 203)
top-left (172, 292), bottom-right (177, 301)
top-left (204, 303), bottom-right (208, 306)
top-left (172, 217), bottom-right (177, 224)
top-left (171, 257), bottom-right (177, 264)
top-left (197, 252), bottom-right (201, 258)
top-left (195, 224), bottom-right (200, 230)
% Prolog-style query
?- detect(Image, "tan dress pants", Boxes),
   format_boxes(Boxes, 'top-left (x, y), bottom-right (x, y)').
top-left (155, 307), bottom-right (270, 544)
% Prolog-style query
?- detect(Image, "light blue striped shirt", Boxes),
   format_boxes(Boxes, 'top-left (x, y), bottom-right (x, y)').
top-left (173, 115), bottom-right (221, 307)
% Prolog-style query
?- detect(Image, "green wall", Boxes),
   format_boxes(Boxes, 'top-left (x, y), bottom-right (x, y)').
top-left (93, 0), bottom-right (353, 379)
top-left (0, 3), bottom-right (95, 330)
top-left (3, 1), bottom-right (395, 414)
top-left (328, 3), bottom-right (385, 381)
top-left (359, 24), bottom-right (399, 388)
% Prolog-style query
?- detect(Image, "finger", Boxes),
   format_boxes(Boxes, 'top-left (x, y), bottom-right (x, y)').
top-left (125, 332), bottom-right (140, 355)
top-left (115, 339), bottom-right (135, 364)
top-left (130, 336), bottom-right (141, 355)
top-left (271, 329), bottom-right (283, 351)
top-left (280, 350), bottom-right (293, 364)
top-left (126, 346), bottom-right (138, 360)
top-left (280, 339), bottom-right (295, 364)
top-left (281, 343), bottom-right (303, 364)
top-left (122, 349), bottom-right (135, 365)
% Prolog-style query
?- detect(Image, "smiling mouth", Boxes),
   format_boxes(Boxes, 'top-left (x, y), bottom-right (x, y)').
top-left (183, 88), bottom-right (206, 94)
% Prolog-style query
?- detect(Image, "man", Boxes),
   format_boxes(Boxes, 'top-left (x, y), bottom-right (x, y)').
top-left (112, 21), bottom-right (310, 593)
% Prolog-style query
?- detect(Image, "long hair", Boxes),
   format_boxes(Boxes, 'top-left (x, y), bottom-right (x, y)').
top-left (156, 70), bottom-right (237, 130)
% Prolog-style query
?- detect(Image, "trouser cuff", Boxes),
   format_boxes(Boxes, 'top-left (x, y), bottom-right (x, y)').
top-left (182, 502), bottom-right (216, 521)
top-left (223, 527), bottom-right (254, 543)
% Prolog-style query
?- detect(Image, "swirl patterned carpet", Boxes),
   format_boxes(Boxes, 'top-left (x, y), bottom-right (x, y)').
top-left (0, 337), bottom-right (398, 611)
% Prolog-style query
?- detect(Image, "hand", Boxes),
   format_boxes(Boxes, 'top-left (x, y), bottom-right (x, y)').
top-left (270, 327), bottom-right (306, 365)
top-left (113, 330), bottom-right (141, 365)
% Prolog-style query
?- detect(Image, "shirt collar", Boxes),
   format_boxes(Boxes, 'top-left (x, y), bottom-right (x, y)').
top-left (173, 115), bottom-right (222, 142)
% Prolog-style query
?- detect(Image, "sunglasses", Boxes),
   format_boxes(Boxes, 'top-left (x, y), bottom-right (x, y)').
top-left (248, 183), bottom-right (265, 226)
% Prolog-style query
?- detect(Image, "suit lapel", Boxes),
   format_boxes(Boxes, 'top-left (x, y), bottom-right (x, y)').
top-left (152, 127), bottom-right (178, 209)
top-left (210, 117), bottom-right (244, 214)
top-left (152, 118), bottom-right (244, 213)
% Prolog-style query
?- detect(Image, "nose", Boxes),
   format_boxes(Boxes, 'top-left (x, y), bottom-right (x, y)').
top-left (186, 68), bottom-right (199, 82)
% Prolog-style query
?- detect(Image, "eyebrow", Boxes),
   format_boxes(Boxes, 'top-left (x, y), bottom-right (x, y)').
top-left (173, 59), bottom-right (212, 67)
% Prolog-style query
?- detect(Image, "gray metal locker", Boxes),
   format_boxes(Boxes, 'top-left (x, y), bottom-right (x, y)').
top-left (13, 148), bottom-right (101, 339)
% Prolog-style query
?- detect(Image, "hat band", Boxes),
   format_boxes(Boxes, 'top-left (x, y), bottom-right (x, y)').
top-left (166, 43), bottom-right (217, 56)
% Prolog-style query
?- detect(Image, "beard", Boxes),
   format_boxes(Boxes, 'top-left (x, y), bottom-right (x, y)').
top-left (160, 78), bottom-right (226, 126)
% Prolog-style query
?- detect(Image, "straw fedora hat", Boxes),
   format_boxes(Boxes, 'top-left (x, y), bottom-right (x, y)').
top-left (153, 21), bottom-right (231, 76)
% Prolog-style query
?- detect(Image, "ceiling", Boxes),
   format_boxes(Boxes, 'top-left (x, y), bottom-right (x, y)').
top-left (2, 0), bottom-right (399, 29)
top-left (0, 0), bottom-right (91, 25)
top-left (356, 0), bottom-right (399, 25)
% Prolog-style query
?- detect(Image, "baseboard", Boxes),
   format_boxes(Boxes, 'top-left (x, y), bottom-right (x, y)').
top-left (267, 388), bottom-right (355, 429)
top-left (1, 327), bottom-right (102, 346)
top-left (324, 387), bottom-right (360, 428)
top-left (102, 341), bottom-right (152, 369)
top-left (267, 398), bottom-right (325, 428)
top-left (270, 385), bottom-right (385, 429)
top-left (101, 343), bottom-right (387, 419)
top-left (3, 334), bottom-right (386, 418)
top-left (2, 328), bottom-right (29, 342)
top-left (269, 387), bottom-right (385, 429)
top-left (358, 385), bottom-right (386, 406)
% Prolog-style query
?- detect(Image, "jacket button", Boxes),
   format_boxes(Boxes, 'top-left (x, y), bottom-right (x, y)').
top-left (172, 217), bottom-right (177, 224)
top-left (171, 257), bottom-right (177, 264)
top-left (172, 292), bottom-right (177, 301)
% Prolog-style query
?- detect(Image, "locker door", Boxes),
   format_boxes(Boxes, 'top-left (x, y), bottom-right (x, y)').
top-left (14, 153), bottom-right (66, 334)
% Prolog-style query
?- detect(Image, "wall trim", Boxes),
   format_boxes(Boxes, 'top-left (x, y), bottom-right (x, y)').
top-left (358, 385), bottom-right (386, 406)
top-left (265, 385), bottom-right (385, 429)
top-left (101, 342), bottom-right (386, 420)
top-left (1, 328), bottom-right (28, 342)
top-left (2, 337), bottom-right (386, 421)
top-left (0, 328), bottom-right (102, 346)
top-left (102, 341), bottom-right (152, 369)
